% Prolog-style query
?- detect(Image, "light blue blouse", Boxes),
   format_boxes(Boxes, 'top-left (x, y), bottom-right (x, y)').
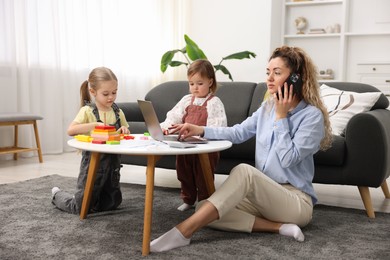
top-left (204, 100), bottom-right (324, 204)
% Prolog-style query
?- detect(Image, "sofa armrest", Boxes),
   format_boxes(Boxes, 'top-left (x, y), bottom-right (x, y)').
top-left (342, 109), bottom-right (390, 187)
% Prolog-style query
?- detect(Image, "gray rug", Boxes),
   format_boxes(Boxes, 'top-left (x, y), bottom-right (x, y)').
top-left (0, 175), bottom-right (389, 260)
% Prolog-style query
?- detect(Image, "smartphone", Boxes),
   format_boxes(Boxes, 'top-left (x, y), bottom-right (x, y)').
top-left (277, 73), bottom-right (303, 99)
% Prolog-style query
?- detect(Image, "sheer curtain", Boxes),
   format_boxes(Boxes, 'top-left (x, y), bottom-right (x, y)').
top-left (0, 0), bottom-right (188, 157)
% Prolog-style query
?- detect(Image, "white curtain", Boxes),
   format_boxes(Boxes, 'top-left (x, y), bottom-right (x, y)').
top-left (0, 0), bottom-right (188, 158)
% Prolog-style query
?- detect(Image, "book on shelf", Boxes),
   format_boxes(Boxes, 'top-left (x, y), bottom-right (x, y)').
top-left (309, 28), bottom-right (326, 34)
top-left (318, 74), bottom-right (334, 80)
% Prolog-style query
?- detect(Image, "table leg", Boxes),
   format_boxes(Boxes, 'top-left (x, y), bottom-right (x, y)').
top-left (142, 155), bottom-right (161, 256)
top-left (13, 125), bottom-right (18, 160)
top-left (198, 153), bottom-right (216, 195)
top-left (33, 120), bottom-right (43, 163)
top-left (80, 152), bottom-right (101, 220)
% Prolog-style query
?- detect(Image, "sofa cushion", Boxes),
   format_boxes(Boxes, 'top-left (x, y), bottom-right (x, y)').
top-left (320, 84), bottom-right (382, 135)
top-left (249, 83), bottom-right (268, 115)
top-left (314, 135), bottom-right (345, 166)
top-left (215, 82), bottom-right (259, 126)
top-left (145, 81), bottom-right (190, 121)
top-left (322, 82), bottom-right (389, 110)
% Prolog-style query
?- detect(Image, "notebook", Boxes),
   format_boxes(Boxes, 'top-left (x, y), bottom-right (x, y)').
top-left (137, 100), bottom-right (208, 144)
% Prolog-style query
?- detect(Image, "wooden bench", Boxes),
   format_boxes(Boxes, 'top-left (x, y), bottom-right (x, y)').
top-left (0, 113), bottom-right (43, 163)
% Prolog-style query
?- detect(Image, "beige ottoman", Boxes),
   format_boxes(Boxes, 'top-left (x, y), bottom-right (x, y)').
top-left (0, 113), bottom-right (43, 163)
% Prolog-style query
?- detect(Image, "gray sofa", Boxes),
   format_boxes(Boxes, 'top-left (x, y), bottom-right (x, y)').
top-left (117, 81), bottom-right (390, 218)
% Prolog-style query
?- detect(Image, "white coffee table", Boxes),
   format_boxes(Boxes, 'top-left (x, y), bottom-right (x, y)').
top-left (67, 135), bottom-right (232, 255)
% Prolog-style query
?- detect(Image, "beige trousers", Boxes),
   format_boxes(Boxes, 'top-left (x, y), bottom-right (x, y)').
top-left (200, 163), bottom-right (313, 233)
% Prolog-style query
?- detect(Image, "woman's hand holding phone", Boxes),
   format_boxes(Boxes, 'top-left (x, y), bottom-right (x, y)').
top-left (274, 82), bottom-right (295, 120)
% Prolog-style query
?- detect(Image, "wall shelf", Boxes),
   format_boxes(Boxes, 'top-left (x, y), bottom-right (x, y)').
top-left (284, 33), bottom-right (340, 38)
top-left (282, 0), bottom-right (345, 80)
top-left (285, 0), bottom-right (343, 7)
top-left (281, 0), bottom-right (390, 84)
top-left (345, 32), bottom-right (390, 37)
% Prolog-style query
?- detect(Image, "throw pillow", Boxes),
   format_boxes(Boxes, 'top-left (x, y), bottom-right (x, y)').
top-left (320, 84), bottom-right (381, 135)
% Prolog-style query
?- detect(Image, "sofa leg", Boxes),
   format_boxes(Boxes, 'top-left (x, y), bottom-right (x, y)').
top-left (381, 180), bottom-right (390, 198)
top-left (357, 186), bottom-right (375, 218)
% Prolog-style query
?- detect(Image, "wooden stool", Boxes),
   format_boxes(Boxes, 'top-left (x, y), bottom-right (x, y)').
top-left (0, 113), bottom-right (43, 163)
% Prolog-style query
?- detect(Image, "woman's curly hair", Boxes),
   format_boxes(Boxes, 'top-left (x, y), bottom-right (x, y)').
top-left (269, 46), bottom-right (332, 151)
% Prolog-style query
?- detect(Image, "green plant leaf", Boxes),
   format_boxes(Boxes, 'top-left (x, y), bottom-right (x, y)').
top-left (214, 64), bottom-right (233, 81)
top-left (169, 61), bottom-right (188, 67)
top-left (222, 51), bottom-right (256, 61)
top-left (184, 34), bottom-right (207, 61)
top-left (160, 35), bottom-right (256, 80)
top-left (161, 50), bottom-right (178, 72)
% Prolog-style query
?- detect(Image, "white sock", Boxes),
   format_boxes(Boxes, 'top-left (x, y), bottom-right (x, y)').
top-left (279, 224), bottom-right (305, 242)
top-left (51, 187), bottom-right (61, 198)
top-left (177, 203), bottom-right (194, 211)
top-left (150, 227), bottom-right (191, 252)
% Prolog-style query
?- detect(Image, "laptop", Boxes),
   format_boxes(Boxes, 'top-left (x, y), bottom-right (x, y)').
top-left (137, 100), bottom-right (208, 144)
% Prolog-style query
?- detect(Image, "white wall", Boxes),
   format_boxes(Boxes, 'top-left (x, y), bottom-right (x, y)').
top-left (184, 0), bottom-right (282, 83)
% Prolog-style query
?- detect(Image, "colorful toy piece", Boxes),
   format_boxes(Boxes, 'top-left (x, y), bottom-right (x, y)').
top-left (74, 125), bottom-right (124, 145)
top-left (122, 135), bottom-right (135, 140)
top-left (106, 140), bottom-right (120, 145)
top-left (90, 125), bottom-right (121, 142)
top-left (74, 135), bottom-right (93, 142)
top-left (92, 140), bottom-right (106, 144)
top-left (95, 125), bottom-right (116, 130)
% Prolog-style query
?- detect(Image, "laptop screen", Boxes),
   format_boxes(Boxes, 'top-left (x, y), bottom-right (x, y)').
top-left (137, 100), bottom-right (165, 141)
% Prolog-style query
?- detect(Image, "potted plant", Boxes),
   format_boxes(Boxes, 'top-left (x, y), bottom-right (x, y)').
top-left (160, 34), bottom-right (256, 81)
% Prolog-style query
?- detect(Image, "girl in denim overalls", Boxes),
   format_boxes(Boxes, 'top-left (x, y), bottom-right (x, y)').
top-left (160, 60), bottom-right (227, 211)
top-left (51, 67), bottom-right (130, 214)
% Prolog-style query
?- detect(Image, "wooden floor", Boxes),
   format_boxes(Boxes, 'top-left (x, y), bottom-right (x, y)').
top-left (1, 152), bottom-right (389, 214)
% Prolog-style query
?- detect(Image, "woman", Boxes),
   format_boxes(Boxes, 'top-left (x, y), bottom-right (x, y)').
top-left (150, 46), bottom-right (333, 252)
